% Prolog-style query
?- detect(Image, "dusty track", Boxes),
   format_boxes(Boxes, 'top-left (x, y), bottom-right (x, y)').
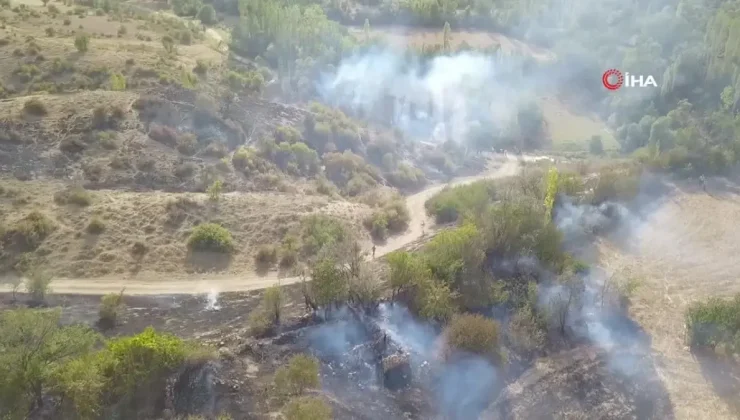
top-left (597, 183), bottom-right (740, 420)
top-left (3, 154), bottom-right (527, 296)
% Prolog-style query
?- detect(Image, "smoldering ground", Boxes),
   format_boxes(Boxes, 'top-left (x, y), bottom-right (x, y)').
top-left (296, 304), bottom-right (502, 419)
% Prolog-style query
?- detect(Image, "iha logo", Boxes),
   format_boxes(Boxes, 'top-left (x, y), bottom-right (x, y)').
top-left (602, 69), bottom-right (657, 90)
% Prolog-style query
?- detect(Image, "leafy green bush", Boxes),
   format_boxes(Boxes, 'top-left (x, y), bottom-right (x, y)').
top-left (248, 309), bottom-right (273, 337)
top-left (589, 168), bottom-right (640, 205)
top-left (99, 291), bottom-right (124, 328)
top-left (187, 223), bottom-right (234, 252)
top-left (363, 197), bottom-right (410, 240)
top-left (298, 215), bottom-right (347, 256)
top-left (0, 309), bottom-right (101, 418)
top-left (273, 354), bottom-right (320, 396)
top-left (263, 284), bottom-right (282, 323)
top-left (425, 181), bottom-right (496, 224)
top-left (283, 396), bottom-right (332, 420)
top-left (101, 327), bottom-right (204, 398)
top-left (686, 294), bottom-right (740, 353)
top-left (444, 313), bottom-right (502, 363)
top-left (74, 33), bottom-right (89, 52)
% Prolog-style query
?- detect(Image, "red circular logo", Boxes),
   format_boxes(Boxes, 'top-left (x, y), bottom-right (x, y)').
top-left (602, 69), bottom-right (623, 90)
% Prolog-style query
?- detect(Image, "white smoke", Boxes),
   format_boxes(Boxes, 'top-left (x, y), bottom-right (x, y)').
top-left (317, 48), bottom-right (550, 145)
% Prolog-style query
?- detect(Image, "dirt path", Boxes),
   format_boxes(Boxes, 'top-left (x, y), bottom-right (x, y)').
top-left (3, 154), bottom-right (527, 296)
top-left (597, 185), bottom-right (740, 420)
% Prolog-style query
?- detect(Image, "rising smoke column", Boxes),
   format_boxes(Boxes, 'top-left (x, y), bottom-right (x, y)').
top-left (317, 47), bottom-right (552, 145)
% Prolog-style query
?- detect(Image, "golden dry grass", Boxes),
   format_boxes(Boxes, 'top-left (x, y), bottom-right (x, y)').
top-left (540, 97), bottom-right (618, 152)
top-left (597, 185), bottom-right (740, 420)
top-left (0, 178), bottom-right (370, 278)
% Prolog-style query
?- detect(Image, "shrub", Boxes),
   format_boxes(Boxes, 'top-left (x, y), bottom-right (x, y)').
top-left (273, 354), bottom-right (320, 396)
top-left (194, 59), bottom-right (209, 74)
top-left (109, 73), bottom-right (126, 91)
top-left (248, 310), bottom-right (272, 337)
top-left (23, 98), bottom-right (47, 116)
top-left (87, 217), bottom-right (105, 234)
top-left (148, 123), bottom-right (179, 147)
top-left (178, 30), bottom-right (192, 45)
top-left (187, 223), bottom-right (234, 252)
top-left (74, 33), bottom-right (89, 52)
top-left (25, 268), bottom-right (53, 302)
top-left (283, 396), bottom-right (332, 420)
top-left (255, 245), bottom-right (278, 267)
top-left (686, 294), bottom-right (740, 353)
top-left (63, 18), bottom-right (71, 25)
top-left (425, 181), bottom-right (496, 224)
top-left (444, 314), bottom-right (502, 363)
top-left (197, 4), bottom-right (216, 24)
top-left (99, 291), bottom-right (124, 328)
top-left (299, 215), bottom-right (347, 256)
top-left (176, 133), bottom-right (198, 155)
top-left (309, 258), bottom-right (347, 308)
top-left (161, 35), bottom-right (175, 53)
top-left (279, 248), bottom-right (297, 268)
top-left (207, 179), bottom-right (223, 201)
top-left (54, 186), bottom-right (92, 206)
top-left (45, 27), bottom-right (55, 37)
top-left (263, 284), bottom-right (282, 323)
top-left (7, 211), bottom-right (55, 250)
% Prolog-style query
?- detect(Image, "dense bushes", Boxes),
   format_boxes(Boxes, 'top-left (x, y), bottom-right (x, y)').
top-left (274, 354), bottom-right (320, 396)
top-left (364, 197), bottom-right (410, 240)
top-left (444, 314), bottom-right (503, 363)
top-left (686, 294), bottom-right (740, 354)
top-left (425, 181), bottom-right (497, 224)
top-left (187, 223), bottom-right (234, 252)
top-left (4, 211), bottom-right (56, 250)
top-left (296, 214), bottom-right (348, 257)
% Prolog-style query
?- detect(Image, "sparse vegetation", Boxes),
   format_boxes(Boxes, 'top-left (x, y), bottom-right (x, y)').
top-left (283, 396), bottom-right (332, 420)
top-left (99, 290), bottom-right (125, 328)
top-left (686, 294), bottom-right (740, 354)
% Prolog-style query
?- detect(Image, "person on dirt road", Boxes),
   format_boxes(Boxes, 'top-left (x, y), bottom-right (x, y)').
top-left (372, 245), bottom-right (376, 259)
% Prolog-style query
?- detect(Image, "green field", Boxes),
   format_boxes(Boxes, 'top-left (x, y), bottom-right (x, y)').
top-left (541, 98), bottom-right (619, 152)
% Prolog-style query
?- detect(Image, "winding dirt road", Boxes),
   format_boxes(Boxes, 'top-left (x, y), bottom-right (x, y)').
top-left (1, 154), bottom-right (528, 296)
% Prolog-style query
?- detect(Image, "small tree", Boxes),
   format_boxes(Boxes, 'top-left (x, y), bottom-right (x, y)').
top-left (263, 284), bottom-right (283, 324)
top-left (589, 135), bottom-right (604, 155)
top-left (207, 179), bottom-right (223, 201)
top-left (309, 258), bottom-right (347, 309)
top-left (25, 268), bottom-right (53, 303)
top-left (273, 354), bottom-right (320, 396)
top-left (99, 289), bottom-right (125, 328)
top-left (162, 35), bottom-right (175, 54)
top-left (443, 22), bottom-right (451, 52)
top-left (4, 276), bottom-right (23, 301)
top-left (74, 33), bottom-right (89, 53)
top-left (197, 4), bottom-right (217, 25)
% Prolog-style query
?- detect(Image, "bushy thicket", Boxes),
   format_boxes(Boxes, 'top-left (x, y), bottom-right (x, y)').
top-left (0, 310), bottom-right (212, 419)
top-left (363, 196), bottom-right (410, 240)
top-left (187, 223), bottom-right (234, 252)
top-left (686, 294), bottom-right (740, 354)
top-left (425, 180), bottom-right (497, 224)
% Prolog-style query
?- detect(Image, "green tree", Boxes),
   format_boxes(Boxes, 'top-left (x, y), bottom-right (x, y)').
top-left (162, 35), bottom-right (175, 54)
top-left (443, 21), bottom-right (451, 52)
top-left (263, 284), bottom-right (283, 323)
top-left (197, 4), bottom-right (217, 24)
top-left (0, 309), bottom-right (101, 418)
top-left (273, 354), bottom-right (320, 396)
top-left (309, 258), bottom-right (347, 308)
top-left (74, 33), bottom-right (89, 53)
top-left (207, 179), bottom-right (223, 201)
